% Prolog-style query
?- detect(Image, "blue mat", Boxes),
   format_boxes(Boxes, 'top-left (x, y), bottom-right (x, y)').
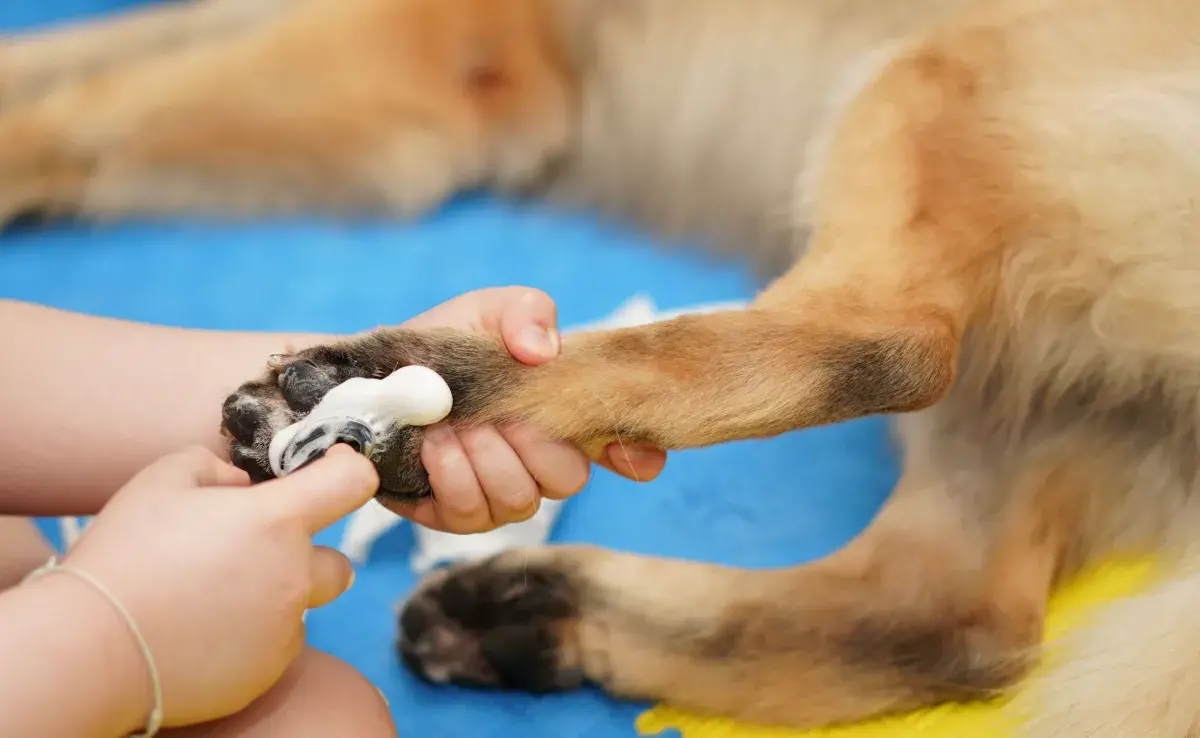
top-left (0, 4), bottom-right (898, 736)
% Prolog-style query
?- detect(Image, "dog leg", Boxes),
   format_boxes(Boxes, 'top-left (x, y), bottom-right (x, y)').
top-left (0, 0), bottom-right (573, 224)
top-left (220, 28), bottom-right (1009, 492)
top-left (0, 0), bottom-right (299, 111)
top-left (396, 437), bottom-right (1079, 727)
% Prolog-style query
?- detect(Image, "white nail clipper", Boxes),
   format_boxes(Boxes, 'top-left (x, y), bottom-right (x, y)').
top-left (267, 365), bottom-right (454, 477)
top-left (265, 361), bottom-right (566, 576)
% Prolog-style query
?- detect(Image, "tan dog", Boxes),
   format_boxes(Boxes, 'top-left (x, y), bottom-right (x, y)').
top-left (6, 0), bottom-right (1200, 734)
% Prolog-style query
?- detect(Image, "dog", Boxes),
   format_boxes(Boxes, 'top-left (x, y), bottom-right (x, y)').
top-left (6, 0), bottom-right (1200, 734)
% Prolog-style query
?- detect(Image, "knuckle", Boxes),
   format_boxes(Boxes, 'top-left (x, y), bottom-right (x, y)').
top-left (437, 490), bottom-right (485, 521)
top-left (516, 286), bottom-right (552, 306)
top-left (425, 443), bottom-right (460, 476)
top-left (432, 480), bottom-right (488, 523)
top-left (504, 476), bottom-right (540, 513)
top-left (506, 494), bottom-right (541, 524)
top-left (427, 432), bottom-right (471, 473)
top-left (278, 577), bottom-right (310, 613)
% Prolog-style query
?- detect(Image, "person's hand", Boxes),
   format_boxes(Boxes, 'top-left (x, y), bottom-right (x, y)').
top-left (391, 287), bottom-right (667, 533)
top-left (60, 445), bottom-right (377, 729)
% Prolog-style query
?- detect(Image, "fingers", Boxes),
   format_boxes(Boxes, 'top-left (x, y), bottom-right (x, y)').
top-left (398, 424), bottom-right (657, 533)
top-left (419, 424), bottom-right (492, 533)
top-left (260, 445), bottom-right (379, 533)
top-left (599, 441), bottom-right (668, 482)
top-left (459, 426), bottom-right (540, 524)
top-left (500, 424), bottom-right (590, 501)
top-left (129, 446), bottom-right (251, 491)
top-left (416, 423), bottom-right (588, 532)
top-left (308, 545), bottom-right (355, 609)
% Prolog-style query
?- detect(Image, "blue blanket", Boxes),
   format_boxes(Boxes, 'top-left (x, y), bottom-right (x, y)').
top-left (0, 4), bottom-right (897, 736)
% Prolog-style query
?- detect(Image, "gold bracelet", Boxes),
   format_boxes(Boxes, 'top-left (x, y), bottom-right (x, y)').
top-left (25, 556), bottom-right (164, 738)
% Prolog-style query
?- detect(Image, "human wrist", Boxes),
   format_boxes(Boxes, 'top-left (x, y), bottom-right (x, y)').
top-left (0, 571), bottom-right (155, 737)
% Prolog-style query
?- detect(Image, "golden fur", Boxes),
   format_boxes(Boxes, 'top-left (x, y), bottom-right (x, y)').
top-left (6, 0), bottom-right (1200, 734)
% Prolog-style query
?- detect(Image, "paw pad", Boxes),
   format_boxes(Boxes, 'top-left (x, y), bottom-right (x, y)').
top-left (397, 560), bottom-right (584, 693)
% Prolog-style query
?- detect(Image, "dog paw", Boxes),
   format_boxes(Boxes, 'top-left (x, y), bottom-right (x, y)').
top-left (221, 342), bottom-right (433, 500)
top-left (397, 552), bottom-right (586, 692)
top-left (0, 112), bottom-right (93, 228)
top-left (221, 329), bottom-right (527, 501)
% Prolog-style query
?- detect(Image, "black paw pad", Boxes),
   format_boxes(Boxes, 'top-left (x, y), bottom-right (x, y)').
top-left (221, 392), bottom-right (266, 445)
top-left (397, 562), bottom-right (584, 693)
top-left (229, 444), bottom-right (273, 483)
top-left (1, 207), bottom-right (56, 233)
top-left (277, 359), bottom-right (340, 413)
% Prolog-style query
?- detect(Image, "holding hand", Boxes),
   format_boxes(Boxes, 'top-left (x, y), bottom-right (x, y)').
top-left (51, 445), bottom-right (376, 730)
top-left (401, 287), bottom-right (667, 532)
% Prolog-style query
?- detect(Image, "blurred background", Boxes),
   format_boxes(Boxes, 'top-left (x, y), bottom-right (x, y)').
top-left (0, 3), bottom-right (899, 736)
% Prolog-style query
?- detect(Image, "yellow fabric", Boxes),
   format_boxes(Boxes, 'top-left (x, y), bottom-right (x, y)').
top-left (636, 559), bottom-right (1159, 738)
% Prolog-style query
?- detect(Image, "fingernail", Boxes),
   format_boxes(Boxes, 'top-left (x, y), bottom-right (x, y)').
top-left (518, 325), bottom-right (559, 358)
top-left (608, 444), bottom-right (659, 467)
top-left (346, 568), bottom-right (356, 592)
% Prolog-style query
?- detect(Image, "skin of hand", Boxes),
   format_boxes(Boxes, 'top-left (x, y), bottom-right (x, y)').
top-left (55, 445), bottom-right (378, 730)
top-left (381, 287), bottom-right (667, 533)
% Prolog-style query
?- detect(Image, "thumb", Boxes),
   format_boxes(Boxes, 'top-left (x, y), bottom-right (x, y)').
top-left (126, 446), bottom-right (250, 492)
top-left (497, 288), bottom-right (561, 365)
top-left (308, 546), bottom-right (356, 608)
top-left (260, 445), bottom-right (380, 533)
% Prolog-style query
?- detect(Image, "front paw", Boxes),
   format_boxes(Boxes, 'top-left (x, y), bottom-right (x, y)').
top-left (397, 551), bottom-right (586, 692)
top-left (0, 114), bottom-right (91, 228)
top-left (221, 344), bottom-right (434, 501)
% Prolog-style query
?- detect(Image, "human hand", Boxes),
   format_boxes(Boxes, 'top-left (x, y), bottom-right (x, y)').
top-left (60, 445), bottom-right (376, 729)
top-left (396, 287), bottom-right (667, 532)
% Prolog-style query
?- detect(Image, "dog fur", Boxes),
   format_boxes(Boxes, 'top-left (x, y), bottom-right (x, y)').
top-left (5, 0), bottom-right (1200, 734)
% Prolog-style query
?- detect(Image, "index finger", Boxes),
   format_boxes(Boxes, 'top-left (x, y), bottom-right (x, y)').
top-left (129, 446), bottom-right (251, 491)
top-left (258, 445), bottom-right (380, 533)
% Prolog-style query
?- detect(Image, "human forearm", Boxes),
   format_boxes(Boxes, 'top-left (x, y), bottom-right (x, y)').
top-left (0, 517), bottom-right (54, 589)
top-left (0, 300), bottom-right (330, 515)
top-left (0, 574), bottom-right (150, 738)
